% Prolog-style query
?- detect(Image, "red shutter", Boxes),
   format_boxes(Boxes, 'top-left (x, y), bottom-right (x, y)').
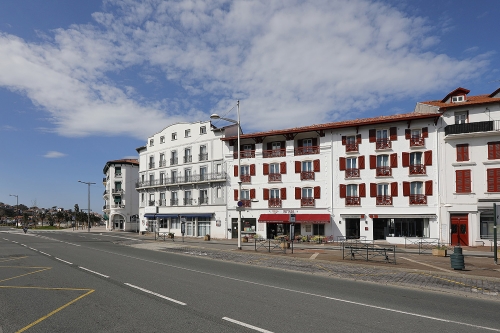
top-left (340, 184), bottom-right (346, 198)
top-left (464, 170), bottom-right (471, 193)
top-left (487, 169), bottom-right (495, 192)
top-left (313, 159), bottom-right (320, 172)
top-left (263, 188), bottom-right (269, 200)
top-left (405, 129), bottom-right (411, 140)
top-left (295, 187), bottom-right (302, 199)
top-left (457, 144), bottom-right (469, 162)
top-left (339, 157), bottom-right (346, 171)
top-left (358, 155), bottom-right (365, 169)
top-left (425, 180), bottom-right (433, 196)
top-left (424, 150), bottom-right (432, 166)
top-left (234, 165), bottom-right (238, 177)
top-left (456, 170), bottom-right (463, 193)
top-left (234, 189), bottom-right (238, 201)
top-left (488, 143), bottom-right (493, 160)
top-left (456, 170), bottom-right (471, 193)
top-left (359, 183), bottom-right (366, 197)
top-left (295, 161), bottom-right (301, 173)
top-left (391, 182), bottom-right (398, 197)
top-left (250, 164), bottom-right (256, 176)
top-left (370, 155), bottom-right (376, 169)
top-left (280, 161), bottom-right (287, 174)
top-left (263, 163), bottom-right (269, 175)
top-left (314, 186), bottom-right (321, 199)
top-left (488, 142), bottom-right (500, 160)
top-left (370, 183), bottom-right (377, 197)
top-left (390, 153), bottom-right (398, 168)
top-left (403, 182), bottom-right (410, 196)
top-left (281, 188), bottom-right (287, 200)
top-left (356, 134), bottom-right (362, 144)
top-left (369, 129), bottom-right (376, 142)
top-left (422, 127), bottom-right (428, 138)
top-left (250, 189), bottom-right (256, 199)
top-left (390, 127), bottom-right (397, 141)
top-left (402, 152), bottom-right (409, 167)
top-left (341, 136), bottom-right (346, 145)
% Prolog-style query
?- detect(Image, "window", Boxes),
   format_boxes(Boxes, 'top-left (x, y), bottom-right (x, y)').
top-left (171, 217), bottom-right (180, 229)
top-left (488, 142), bottom-right (500, 160)
top-left (272, 142), bottom-right (282, 150)
top-left (302, 161), bottom-right (312, 171)
top-left (171, 191), bottom-right (178, 205)
top-left (480, 212), bottom-right (495, 239)
top-left (410, 181), bottom-right (422, 195)
top-left (149, 194), bottom-right (155, 206)
top-left (199, 145), bottom-right (208, 161)
top-left (301, 161), bottom-right (314, 180)
top-left (268, 163), bottom-right (281, 182)
top-left (487, 168), bottom-right (500, 192)
top-left (160, 136), bottom-right (165, 143)
top-left (199, 189), bottom-right (208, 204)
top-left (240, 165), bottom-right (250, 183)
top-left (184, 148), bottom-right (192, 163)
top-left (200, 166), bottom-right (207, 181)
top-left (409, 152), bottom-right (425, 175)
top-left (172, 132), bottom-right (177, 140)
top-left (376, 129), bottom-right (391, 149)
top-left (184, 190), bottom-right (192, 205)
top-left (346, 184), bottom-right (357, 197)
top-left (452, 95), bottom-right (464, 103)
top-left (200, 126), bottom-right (206, 134)
top-left (345, 157), bottom-right (359, 178)
top-left (376, 155), bottom-right (391, 176)
top-left (456, 170), bottom-right (471, 193)
top-left (170, 151), bottom-right (178, 165)
top-left (160, 172), bottom-right (166, 185)
top-left (149, 139), bottom-right (154, 146)
top-left (456, 144), bottom-right (469, 162)
top-left (345, 135), bottom-right (357, 152)
top-left (241, 189), bottom-right (250, 200)
top-left (455, 111), bottom-right (468, 124)
top-left (149, 174), bottom-right (154, 185)
top-left (215, 163), bottom-right (222, 174)
top-left (171, 170), bottom-right (178, 183)
top-left (149, 156), bottom-right (155, 169)
top-left (216, 186), bottom-right (222, 198)
top-left (270, 188), bottom-right (280, 198)
top-left (159, 192), bottom-right (166, 206)
top-left (115, 167), bottom-right (122, 177)
top-left (184, 169), bottom-right (192, 182)
top-left (185, 129), bottom-right (191, 137)
top-left (141, 193), bottom-right (144, 203)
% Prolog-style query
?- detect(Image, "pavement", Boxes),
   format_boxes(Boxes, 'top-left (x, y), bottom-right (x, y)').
top-left (8, 226), bottom-right (500, 299)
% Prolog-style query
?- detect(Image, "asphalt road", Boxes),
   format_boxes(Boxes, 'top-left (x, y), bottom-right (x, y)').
top-left (1, 231), bottom-right (499, 333)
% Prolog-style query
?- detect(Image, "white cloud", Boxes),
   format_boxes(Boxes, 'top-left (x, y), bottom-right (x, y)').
top-left (43, 151), bottom-right (67, 158)
top-left (0, 0), bottom-right (491, 137)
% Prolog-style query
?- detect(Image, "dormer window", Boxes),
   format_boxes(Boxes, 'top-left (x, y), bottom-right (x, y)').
top-left (452, 95), bottom-right (465, 103)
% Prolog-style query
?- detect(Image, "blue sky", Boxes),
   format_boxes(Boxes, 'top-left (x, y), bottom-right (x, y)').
top-left (1, 0), bottom-right (499, 214)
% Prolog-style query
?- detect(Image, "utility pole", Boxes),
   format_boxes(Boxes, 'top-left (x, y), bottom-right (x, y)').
top-left (9, 194), bottom-right (18, 227)
top-left (78, 181), bottom-right (95, 232)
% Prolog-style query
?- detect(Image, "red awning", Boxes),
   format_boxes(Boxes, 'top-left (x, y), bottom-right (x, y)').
top-left (258, 214), bottom-right (330, 224)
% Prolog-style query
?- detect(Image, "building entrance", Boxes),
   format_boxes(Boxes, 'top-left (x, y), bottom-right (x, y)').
top-left (451, 214), bottom-right (468, 246)
top-left (345, 218), bottom-right (360, 239)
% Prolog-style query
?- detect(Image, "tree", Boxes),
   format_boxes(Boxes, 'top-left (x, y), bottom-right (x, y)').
top-left (74, 204), bottom-right (80, 229)
top-left (39, 211), bottom-right (46, 227)
top-left (56, 211), bottom-right (65, 228)
top-left (48, 213), bottom-right (55, 227)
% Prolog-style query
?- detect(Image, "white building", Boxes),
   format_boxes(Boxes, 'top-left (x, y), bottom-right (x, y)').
top-left (417, 87), bottom-right (500, 246)
top-left (102, 159), bottom-right (139, 231)
top-left (136, 121), bottom-right (236, 238)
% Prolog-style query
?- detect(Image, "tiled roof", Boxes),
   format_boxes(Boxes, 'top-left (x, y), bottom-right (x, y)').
top-left (222, 112), bottom-right (439, 141)
top-left (103, 159), bottom-right (139, 174)
top-left (420, 87), bottom-right (500, 110)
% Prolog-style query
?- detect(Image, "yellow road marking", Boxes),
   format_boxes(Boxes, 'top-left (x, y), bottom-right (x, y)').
top-left (0, 256), bottom-right (28, 263)
top-left (0, 266), bottom-right (52, 283)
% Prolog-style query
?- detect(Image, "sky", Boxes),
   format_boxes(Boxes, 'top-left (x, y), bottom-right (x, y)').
top-left (0, 0), bottom-right (499, 214)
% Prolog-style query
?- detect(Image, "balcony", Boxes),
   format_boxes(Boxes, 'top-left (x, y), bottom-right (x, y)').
top-left (241, 199), bottom-right (251, 208)
top-left (300, 171), bottom-right (315, 180)
top-left (376, 195), bottom-right (392, 206)
top-left (183, 198), bottom-right (193, 206)
top-left (445, 120), bottom-right (497, 136)
top-left (294, 146), bottom-right (320, 156)
top-left (102, 205), bottom-right (109, 210)
top-left (409, 164), bottom-right (426, 175)
top-left (345, 168), bottom-right (360, 178)
top-left (376, 166), bottom-right (392, 177)
top-left (170, 157), bottom-right (178, 165)
top-left (345, 196), bottom-right (360, 206)
top-left (240, 174), bottom-right (251, 183)
top-left (148, 200), bottom-right (155, 206)
top-left (115, 173), bottom-right (122, 178)
top-left (135, 172), bottom-right (228, 188)
top-left (376, 139), bottom-right (391, 150)
top-left (410, 136), bottom-right (425, 147)
top-left (102, 177), bottom-right (107, 183)
top-left (112, 188), bottom-right (123, 194)
top-left (149, 162), bottom-right (155, 169)
top-left (111, 204), bottom-right (125, 209)
top-left (301, 197), bottom-right (315, 207)
top-left (158, 200), bottom-right (167, 207)
top-left (234, 150), bottom-right (256, 159)
top-left (170, 199), bottom-right (178, 206)
top-left (409, 194), bottom-right (427, 205)
top-left (346, 143), bottom-right (358, 152)
top-left (263, 149), bottom-right (286, 158)
top-left (183, 155), bottom-right (192, 163)
top-left (159, 160), bottom-right (167, 167)
top-left (199, 197), bottom-right (209, 205)
top-left (268, 198), bottom-right (282, 208)
top-left (199, 153), bottom-right (208, 161)
top-left (268, 173), bottom-right (282, 182)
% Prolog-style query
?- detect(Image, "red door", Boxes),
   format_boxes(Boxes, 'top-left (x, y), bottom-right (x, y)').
top-left (450, 214), bottom-right (468, 246)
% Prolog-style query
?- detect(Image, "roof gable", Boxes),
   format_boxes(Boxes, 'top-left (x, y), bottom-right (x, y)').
top-left (441, 87), bottom-right (470, 103)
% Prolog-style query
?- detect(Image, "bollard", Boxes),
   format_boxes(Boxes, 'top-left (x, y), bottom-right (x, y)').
top-left (450, 246), bottom-right (465, 270)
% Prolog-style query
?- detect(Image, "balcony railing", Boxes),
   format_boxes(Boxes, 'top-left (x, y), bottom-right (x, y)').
top-left (112, 188), bottom-right (123, 194)
top-left (268, 173), bottom-right (282, 182)
top-left (102, 177), bottom-right (107, 183)
top-left (376, 139), bottom-right (391, 150)
top-left (170, 157), bottom-right (178, 165)
top-left (409, 164), bottom-right (426, 175)
top-left (158, 200), bottom-right (167, 206)
top-left (115, 173), bottom-right (122, 178)
top-left (300, 171), bottom-right (315, 180)
top-left (346, 143), bottom-right (358, 152)
top-left (263, 149), bottom-right (286, 158)
top-left (268, 198), bottom-right (282, 208)
top-left (111, 204), bottom-right (125, 209)
top-left (409, 194), bottom-right (427, 205)
top-left (294, 146), bottom-right (320, 156)
top-left (345, 168), bottom-right (360, 178)
top-left (445, 120), bottom-right (497, 136)
top-left (102, 205), bottom-right (109, 210)
top-left (410, 136), bottom-right (424, 147)
top-left (199, 153), bottom-right (208, 161)
top-left (234, 150), bottom-right (256, 159)
top-left (199, 197), bottom-right (208, 205)
top-left (183, 198), bottom-right (193, 206)
top-left (240, 174), bottom-right (251, 183)
top-left (301, 197), bottom-right (315, 207)
top-left (135, 172), bottom-right (228, 188)
top-left (183, 155), bottom-right (192, 163)
top-left (376, 195), bottom-right (392, 206)
top-left (159, 160), bottom-right (167, 167)
top-left (241, 199), bottom-right (251, 208)
top-left (345, 196), bottom-right (360, 206)
top-left (149, 162), bottom-right (155, 169)
top-left (376, 166), bottom-right (392, 177)
top-left (170, 199), bottom-right (178, 206)
top-left (148, 200), bottom-right (155, 206)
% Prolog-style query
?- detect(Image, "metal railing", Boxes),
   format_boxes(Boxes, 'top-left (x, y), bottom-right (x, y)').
top-left (136, 172), bottom-right (227, 188)
top-left (294, 146), bottom-right (320, 156)
top-left (445, 120), bottom-right (498, 136)
top-left (263, 149), bottom-right (286, 158)
top-left (404, 237), bottom-right (440, 254)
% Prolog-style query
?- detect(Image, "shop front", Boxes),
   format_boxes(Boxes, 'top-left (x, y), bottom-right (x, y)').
top-left (258, 213), bottom-right (331, 239)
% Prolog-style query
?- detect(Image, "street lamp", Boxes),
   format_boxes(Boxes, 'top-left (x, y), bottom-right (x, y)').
top-left (211, 100), bottom-right (242, 250)
top-left (9, 194), bottom-right (18, 227)
top-left (78, 180), bottom-right (96, 232)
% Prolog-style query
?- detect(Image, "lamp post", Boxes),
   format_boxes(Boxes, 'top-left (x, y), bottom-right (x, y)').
top-left (9, 194), bottom-right (18, 227)
top-left (211, 100), bottom-right (242, 249)
top-left (78, 180), bottom-right (96, 232)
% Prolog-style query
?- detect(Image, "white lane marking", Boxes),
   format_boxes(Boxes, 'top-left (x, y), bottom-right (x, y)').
top-left (21, 244), bottom-right (27, 247)
top-left (29, 247), bottom-right (37, 251)
top-left (54, 257), bottom-right (73, 265)
top-left (400, 257), bottom-right (450, 272)
top-left (65, 242), bottom-right (81, 247)
top-left (12, 241), bottom-right (18, 243)
top-left (309, 253), bottom-right (319, 260)
top-left (39, 251), bottom-right (51, 256)
top-left (79, 266), bottom-right (109, 278)
top-left (222, 317), bottom-right (274, 333)
top-left (124, 283), bottom-right (186, 305)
